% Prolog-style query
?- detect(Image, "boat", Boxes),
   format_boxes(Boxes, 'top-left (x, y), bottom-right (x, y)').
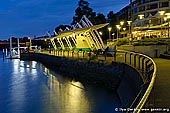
top-left (6, 47), bottom-right (27, 59)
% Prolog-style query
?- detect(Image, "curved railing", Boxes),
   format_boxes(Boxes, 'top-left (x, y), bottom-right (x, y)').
top-left (40, 49), bottom-right (157, 113)
top-left (112, 50), bottom-right (157, 113)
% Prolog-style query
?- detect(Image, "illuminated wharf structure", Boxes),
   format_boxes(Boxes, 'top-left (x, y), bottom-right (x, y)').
top-left (50, 15), bottom-right (108, 51)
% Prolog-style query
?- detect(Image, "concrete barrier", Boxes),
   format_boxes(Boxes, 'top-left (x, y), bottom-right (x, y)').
top-left (118, 45), bottom-right (168, 57)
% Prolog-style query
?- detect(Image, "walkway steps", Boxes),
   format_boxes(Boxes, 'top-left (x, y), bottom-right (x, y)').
top-left (154, 58), bottom-right (170, 108)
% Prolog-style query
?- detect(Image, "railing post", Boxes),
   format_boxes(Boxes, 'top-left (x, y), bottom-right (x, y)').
top-left (89, 51), bottom-right (91, 60)
top-left (114, 51), bottom-right (116, 61)
top-left (130, 53), bottom-right (133, 65)
top-left (104, 52), bottom-right (107, 61)
top-left (138, 55), bottom-right (142, 70)
top-left (142, 57), bottom-right (145, 75)
top-left (145, 59), bottom-right (150, 80)
top-left (124, 52), bottom-right (127, 63)
top-left (60, 50), bottom-right (62, 56)
top-left (134, 54), bottom-right (137, 68)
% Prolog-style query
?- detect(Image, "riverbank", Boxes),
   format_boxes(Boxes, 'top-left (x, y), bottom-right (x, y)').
top-left (20, 53), bottom-right (122, 91)
top-left (20, 53), bottom-right (143, 107)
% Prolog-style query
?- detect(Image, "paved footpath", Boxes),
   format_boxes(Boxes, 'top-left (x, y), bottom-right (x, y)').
top-left (153, 58), bottom-right (170, 108)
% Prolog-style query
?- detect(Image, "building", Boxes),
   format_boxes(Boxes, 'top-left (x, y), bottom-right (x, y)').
top-left (116, 0), bottom-right (170, 39)
top-left (133, 0), bottom-right (170, 19)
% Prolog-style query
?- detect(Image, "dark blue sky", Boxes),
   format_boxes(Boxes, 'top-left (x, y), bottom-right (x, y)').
top-left (0, 0), bottom-right (130, 40)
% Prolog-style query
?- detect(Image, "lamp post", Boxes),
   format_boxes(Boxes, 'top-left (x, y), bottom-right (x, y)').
top-left (116, 25), bottom-right (121, 41)
top-left (159, 11), bottom-right (165, 38)
top-left (123, 28), bottom-right (126, 38)
top-left (138, 14), bottom-right (144, 38)
top-left (28, 37), bottom-right (32, 49)
top-left (120, 21), bottom-right (124, 26)
top-left (112, 33), bottom-right (115, 39)
top-left (138, 14), bottom-right (144, 25)
top-left (164, 17), bottom-right (167, 37)
top-left (127, 20), bottom-right (132, 41)
top-left (108, 27), bottom-right (112, 39)
top-left (120, 21), bottom-right (124, 38)
top-left (165, 13), bottom-right (170, 38)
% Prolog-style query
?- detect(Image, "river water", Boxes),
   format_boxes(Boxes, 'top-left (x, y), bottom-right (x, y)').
top-left (0, 52), bottom-right (121, 113)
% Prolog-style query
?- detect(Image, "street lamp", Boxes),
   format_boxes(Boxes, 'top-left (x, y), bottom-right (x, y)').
top-left (127, 20), bottom-right (132, 40)
top-left (116, 25), bottom-right (121, 40)
top-left (122, 28), bottom-right (126, 38)
top-left (159, 11), bottom-right (165, 16)
top-left (120, 21), bottom-right (124, 38)
top-left (120, 21), bottom-right (124, 26)
top-left (164, 17), bottom-right (167, 37)
top-left (28, 37), bottom-right (32, 49)
top-left (112, 33), bottom-right (115, 39)
top-left (165, 13), bottom-right (170, 38)
top-left (108, 27), bottom-right (112, 39)
top-left (138, 14), bottom-right (144, 22)
top-left (159, 11), bottom-right (165, 38)
top-left (138, 14), bottom-right (144, 38)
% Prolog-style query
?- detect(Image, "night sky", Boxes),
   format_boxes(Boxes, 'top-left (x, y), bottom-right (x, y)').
top-left (0, 0), bottom-right (130, 40)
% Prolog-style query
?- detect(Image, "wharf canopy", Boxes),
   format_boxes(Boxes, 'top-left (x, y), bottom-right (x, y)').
top-left (50, 15), bottom-right (108, 51)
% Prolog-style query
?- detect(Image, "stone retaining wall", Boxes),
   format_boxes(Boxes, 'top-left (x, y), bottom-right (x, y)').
top-left (20, 53), bottom-right (143, 107)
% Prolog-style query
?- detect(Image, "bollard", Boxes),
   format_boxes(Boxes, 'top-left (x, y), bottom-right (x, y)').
top-left (89, 51), bottom-right (91, 60)
top-left (72, 51), bottom-right (74, 58)
top-left (63, 50), bottom-right (64, 56)
top-left (2, 49), bottom-right (4, 59)
top-left (5, 48), bottom-right (8, 57)
top-left (83, 51), bottom-right (85, 58)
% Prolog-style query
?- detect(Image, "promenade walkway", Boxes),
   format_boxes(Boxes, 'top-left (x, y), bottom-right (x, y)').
top-left (154, 58), bottom-right (170, 108)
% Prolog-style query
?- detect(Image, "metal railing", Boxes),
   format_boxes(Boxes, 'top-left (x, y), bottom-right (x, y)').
top-left (112, 50), bottom-right (157, 113)
top-left (39, 49), bottom-right (157, 113)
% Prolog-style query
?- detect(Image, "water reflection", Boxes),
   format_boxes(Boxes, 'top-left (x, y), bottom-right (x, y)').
top-left (10, 59), bottom-right (26, 113)
top-left (0, 59), bottom-right (121, 113)
top-left (41, 65), bottom-right (90, 113)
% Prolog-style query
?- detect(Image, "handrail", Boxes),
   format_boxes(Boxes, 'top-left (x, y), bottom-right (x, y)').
top-left (133, 54), bottom-right (156, 113)
top-left (116, 50), bottom-right (157, 113)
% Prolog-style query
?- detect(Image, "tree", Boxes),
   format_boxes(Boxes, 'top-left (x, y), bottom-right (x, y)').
top-left (72, 0), bottom-right (96, 24)
top-left (107, 11), bottom-right (117, 39)
top-left (94, 13), bottom-right (106, 24)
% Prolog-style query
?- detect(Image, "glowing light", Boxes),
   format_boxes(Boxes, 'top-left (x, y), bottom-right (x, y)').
top-left (138, 14), bottom-right (144, 19)
top-left (159, 11), bottom-right (165, 16)
top-left (108, 27), bottom-right (112, 31)
top-left (120, 21), bottom-right (124, 26)
top-left (127, 21), bottom-right (132, 25)
top-left (116, 25), bottom-right (121, 30)
top-left (99, 32), bottom-right (102, 35)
